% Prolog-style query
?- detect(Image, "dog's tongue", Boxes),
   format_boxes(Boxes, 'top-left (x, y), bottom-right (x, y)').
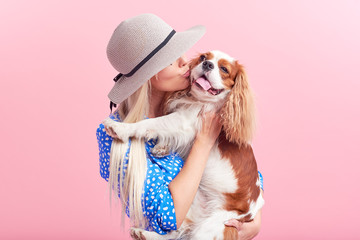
top-left (195, 77), bottom-right (211, 91)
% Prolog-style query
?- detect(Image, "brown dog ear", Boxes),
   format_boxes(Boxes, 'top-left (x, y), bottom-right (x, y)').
top-left (188, 53), bottom-right (202, 70)
top-left (220, 63), bottom-right (256, 147)
top-left (188, 57), bottom-right (196, 70)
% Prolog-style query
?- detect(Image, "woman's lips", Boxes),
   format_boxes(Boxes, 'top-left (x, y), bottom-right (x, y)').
top-left (183, 70), bottom-right (190, 78)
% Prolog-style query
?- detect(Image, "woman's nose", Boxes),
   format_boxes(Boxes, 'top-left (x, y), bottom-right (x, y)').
top-left (179, 55), bottom-right (188, 67)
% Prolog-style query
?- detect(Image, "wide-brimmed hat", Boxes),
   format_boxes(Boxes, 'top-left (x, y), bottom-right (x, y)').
top-left (106, 13), bottom-right (206, 108)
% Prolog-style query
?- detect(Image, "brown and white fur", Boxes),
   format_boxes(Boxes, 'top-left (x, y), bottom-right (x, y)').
top-left (103, 50), bottom-right (265, 240)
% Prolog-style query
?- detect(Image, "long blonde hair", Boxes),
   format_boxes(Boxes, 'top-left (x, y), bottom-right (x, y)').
top-left (108, 79), bottom-right (152, 229)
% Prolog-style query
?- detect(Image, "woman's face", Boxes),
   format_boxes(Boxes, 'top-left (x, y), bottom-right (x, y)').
top-left (150, 55), bottom-right (190, 92)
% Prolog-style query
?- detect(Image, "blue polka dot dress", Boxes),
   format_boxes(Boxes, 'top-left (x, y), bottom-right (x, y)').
top-left (96, 112), bottom-right (264, 235)
top-left (96, 112), bottom-right (183, 234)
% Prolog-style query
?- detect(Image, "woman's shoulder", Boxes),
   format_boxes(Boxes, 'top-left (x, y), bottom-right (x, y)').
top-left (97, 111), bottom-right (121, 130)
top-left (110, 111), bottom-right (122, 121)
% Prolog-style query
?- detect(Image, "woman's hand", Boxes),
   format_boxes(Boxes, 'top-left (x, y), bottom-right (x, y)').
top-left (195, 110), bottom-right (222, 147)
top-left (224, 210), bottom-right (262, 240)
top-left (224, 190), bottom-right (264, 240)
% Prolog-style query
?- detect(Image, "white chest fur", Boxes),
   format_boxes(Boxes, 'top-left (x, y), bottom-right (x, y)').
top-left (200, 146), bottom-right (238, 198)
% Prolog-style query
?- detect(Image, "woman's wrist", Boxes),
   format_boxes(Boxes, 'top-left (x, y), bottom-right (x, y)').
top-left (193, 136), bottom-right (215, 152)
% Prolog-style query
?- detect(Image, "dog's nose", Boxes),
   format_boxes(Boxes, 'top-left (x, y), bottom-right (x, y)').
top-left (202, 60), bottom-right (214, 71)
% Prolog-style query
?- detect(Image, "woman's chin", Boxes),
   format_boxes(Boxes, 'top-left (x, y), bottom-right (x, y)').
top-left (174, 81), bottom-right (190, 91)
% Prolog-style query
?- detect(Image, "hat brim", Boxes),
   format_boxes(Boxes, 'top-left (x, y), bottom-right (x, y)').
top-left (108, 25), bottom-right (206, 104)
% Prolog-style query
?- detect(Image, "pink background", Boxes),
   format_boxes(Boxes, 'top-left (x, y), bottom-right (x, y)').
top-left (1, 0), bottom-right (359, 239)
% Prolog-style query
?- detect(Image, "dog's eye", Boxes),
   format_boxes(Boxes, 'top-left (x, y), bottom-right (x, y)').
top-left (220, 66), bottom-right (229, 74)
top-left (200, 55), bottom-right (206, 61)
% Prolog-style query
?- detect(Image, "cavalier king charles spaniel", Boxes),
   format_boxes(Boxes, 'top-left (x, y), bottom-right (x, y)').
top-left (103, 50), bottom-right (264, 240)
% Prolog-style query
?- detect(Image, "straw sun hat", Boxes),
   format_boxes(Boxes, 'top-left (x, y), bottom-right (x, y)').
top-left (106, 13), bottom-right (206, 110)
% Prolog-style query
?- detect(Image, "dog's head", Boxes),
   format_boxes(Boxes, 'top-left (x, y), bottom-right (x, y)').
top-left (188, 50), bottom-right (256, 146)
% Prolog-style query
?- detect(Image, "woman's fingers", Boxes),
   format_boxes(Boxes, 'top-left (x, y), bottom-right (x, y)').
top-left (224, 219), bottom-right (244, 231)
top-left (197, 110), bottom-right (222, 145)
top-left (203, 111), bottom-right (222, 135)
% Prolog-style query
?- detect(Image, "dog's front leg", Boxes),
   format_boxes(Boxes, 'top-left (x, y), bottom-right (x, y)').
top-left (102, 112), bottom-right (192, 143)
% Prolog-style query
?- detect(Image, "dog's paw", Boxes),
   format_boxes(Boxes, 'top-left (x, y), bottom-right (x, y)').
top-left (151, 144), bottom-right (169, 157)
top-left (102, 118), bottom-right (131, 141)
top-left (130, 228), bottom-right (147, 240)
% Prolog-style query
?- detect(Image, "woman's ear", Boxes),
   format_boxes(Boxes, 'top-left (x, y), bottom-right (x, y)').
top-left (220, 63), bottom-right (256, 146)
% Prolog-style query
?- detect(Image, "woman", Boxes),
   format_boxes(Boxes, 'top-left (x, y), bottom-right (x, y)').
top-left (96, 13), bottom-right (264, 239)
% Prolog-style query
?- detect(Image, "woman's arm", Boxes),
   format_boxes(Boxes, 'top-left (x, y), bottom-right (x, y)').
top-left (224, 189), bottom-right (264, 240)
top-left (168, 111), bottom-right (222, 228)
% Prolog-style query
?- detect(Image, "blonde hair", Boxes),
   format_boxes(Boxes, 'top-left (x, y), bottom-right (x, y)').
top-left (108, 79), bottom-right (152, 229)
